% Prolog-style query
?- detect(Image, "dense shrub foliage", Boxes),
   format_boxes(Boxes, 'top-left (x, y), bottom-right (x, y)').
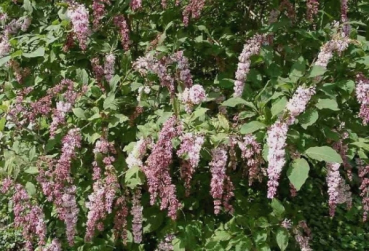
top-left (1, 0), bottom-right (369, 250)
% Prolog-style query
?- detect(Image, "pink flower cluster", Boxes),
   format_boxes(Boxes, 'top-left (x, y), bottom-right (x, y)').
top-left (357, 159), bottom-right (369, 222)
top-left (114, 15), bottom-right (130, 51)
top-left (60, 186), bottom-right (80, 246)
top-left (126, 138), bottom-right (149, 169)
top-left (114, 195), bottom-right (129, 245)
top-left (228, 136), bottom-right (238, 170)
top-left (341, 0), bottom-right (349, 36)
top-left (21, 17), bottom-right (31, 31)
top-left (92, 0), bottom-right (110, 31)
top-left (8, 59), bottom-right (31, 83)
top-left (91, 57), bottom-right (105, 90)
top-left (131, 188), bottom-right (143, 243)
top-left (37, 129), bottom-right (82, 246)
top-left (293, 221), bottom-right (312, 251)
top-left (180, 84), bottom-right (207, 113)
top-left (279, 0), bottom-right (296, 20)
top-left (104, 53), bottom-right (116, 82)
top-left (234, 34), bottom-right (264, 97)
top-left (355, 73), bottom-right (369, 125)
top-left (144, 116), bottom-right (181, 219)
top-left (177, 133), bottom-right (205, 195)
top-left (286, 86), bottom-right (316, 125)
top-left (238, 134), bottom-right (263, 186)
top-left (333, 124), bottom-right (352, 180)
top-left (133, 53), bottom-right (175, 95)
top-left (156, 234), bottom-right (175, 251)
top-left (67, 4), bottom-right (91, 51)
top-left (1, 179), bottom-right (47, 251)
top-left (266, 121), bottom-right (289, 198)
top-left (326, 162), bottom-right (352, 217)
top-left (86, 138), bottom-right (118, 242)
top-left (131, 0), bottom-right (142, 10)
top-left (266, 85), bottom-right (315, 198)
top-left (281, 218), bottom-right (292, 229)
top-left (44, 239), bottom-right (62, 251)
top-left (0, 35), bottom-right (10, 56)
top-left (306, 0), bottom-right (319, 22)
top-left (209, 146), bottom-right (230, 214)
top-left (315, 31), bottom-right (350, 68)
top-left (171, 50), bottom-right (193, 88)
top-left (8, 78), bottom-right (85, 136)
top-left (182, 0), bottom-right (206, 26)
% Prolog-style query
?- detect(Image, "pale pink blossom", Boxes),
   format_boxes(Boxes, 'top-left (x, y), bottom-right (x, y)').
top-left (104, 53), bottom-right (115, 82)
top-left (182, 0), bottom-right (206, 26)
top-left (234, 34), bottom-right (264, 97)
top-left (355, 73), bottom-right (369, 125)
top-left (266, 121), bottom-right (288, 198)
top-left (286, 86), bottom-right (316, 124)
top-left (131, 0), bottom-right (142, 10)
top-left (126, 138), bottom-right (149, 169)
top-left (306, 0), bottom-right (319, 22)
top-left (67, 4), bottom-right (91, 50)
top-left (357, 159), bottom-right (369, 221)
top-left (143, 116), bottom-right (181, 219)
top-left (114, 15), bottom-right (130, 51)
top-left (238, 134), bottom-right (264, 185)
top-left (177, 133), bottom-right (204, 195)
top-left (209, 147), bottom-right (228, 214)
top-left (180, 84), bottom-right (207, 113)
top-left (131, 188), bottom-right (143, 243)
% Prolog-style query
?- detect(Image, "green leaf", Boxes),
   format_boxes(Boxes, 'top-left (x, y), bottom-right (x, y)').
top-left (289, 56), bottom-right (306, 79)
top-left (0, 117), bottom-right (5, 131)
top-left (234, 236), bottom-right (252, 251)
top-left (76, 69), bottom-right (89, 85)
top-left (218, 114), bottom-right (229, 131)
top-left (276, 228), bottom-right (289, 251)
top-left (23, 0), bottom-right (33, 13)
top-left (0, 56), bottom-right (11, 67)
top-left (315, 98), bottom-right (339, 111)
top-left (309, 65), bottom-right (326, 78)
top-left (109, 75), bottom-right (120, 92)
top-left (23, 47), bottom-right (45, 58)
top-left (239, 111), bottom-right (257, 119)
top-left (221, 97), bottom-right (255, 109)
top-left (271, 97), bottom-right (287, 117)
top-left (25, 166), bottom-right (39, 174)
top-left (298, 109), bottom-right (318, 129)
top-left (287, 158), bottom-right (310, 191)
top-left (25, 182), bottom-right (36, 196)
top-left (213, 231), bottom-right (231, 241)
top-left (11, 50), bottom-right (23, 58)
top-left (172, 237), bottom-right (185, 251)
top-left (271, 199), bottom-right (285, 217)
top-left (240, 121), bottom-right (265, 134)
top-left (72, 108), bottom-right (86, 120)
top-left (103, 93), bottom-right (118, 110)
top-left (190, 107), bottom-right (208, 121)
top-left (143, 207), bottom-right (164, 233)
top-left (254, 230), bottom-right (268, 245)
top-left (125, 166), bottom-right (145, 189)
top-left (305, 146), bottom-right (343, 163)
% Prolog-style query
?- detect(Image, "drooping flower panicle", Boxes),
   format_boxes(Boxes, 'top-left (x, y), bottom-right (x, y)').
top-left (177, 133), bottom-right (205, 195)
top-left (266, 121), bottom-right (288, 199)
top-left (143, 116), bottom-right (181, 219)
top-left (180, 84), bottom-right (207, 113)
top-left (67, 4), bottom-right (91, 51)
top-left (355, 73), bottom-right (369, 125)
top-left (233, 34), bottom-right (264, 97)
